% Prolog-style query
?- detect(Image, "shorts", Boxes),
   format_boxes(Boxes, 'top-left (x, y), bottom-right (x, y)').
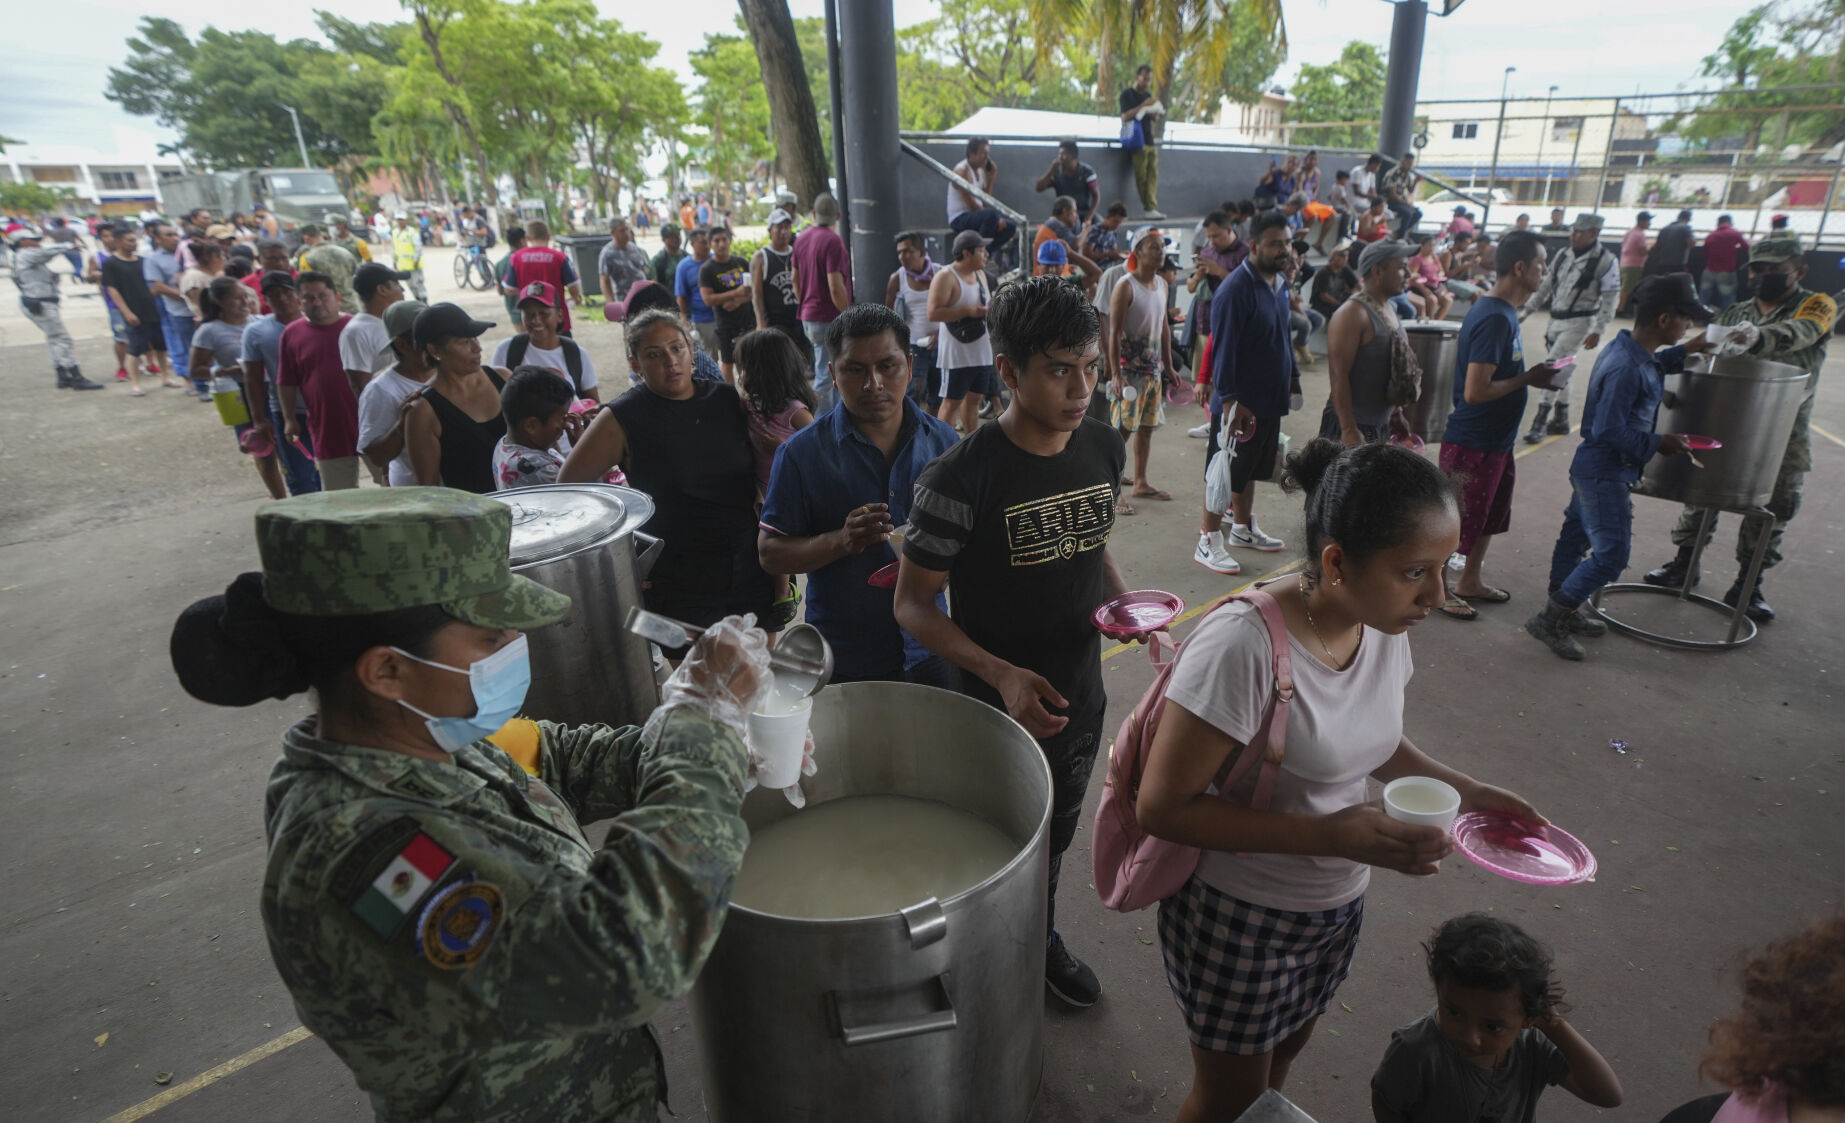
top-left (125, 319), bottom-right (163, 357)
top-left (1158, 878), bottom-right (1364, 1054)
top-left (315, 456), bottom-right (362, 491)
top-left (942, 365), bottom-right (1001, 401)
top-left (910, 344), bottom-right (939, 405)
top-left (1218, 413), bottom-right (1281, 493)
top-left (716, 325), bottom-right (747, 366)
top-left (107, 304), bottom-right (127, 343)
top-left (1619, 266), bottom-right (1644, 301)
top-left (1110, 373), bottom-right (1165, 432)
top-left (1439, 443), bottom-right (1516, 555)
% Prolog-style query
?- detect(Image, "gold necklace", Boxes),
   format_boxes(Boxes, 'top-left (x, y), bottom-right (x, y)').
top-left (1299, 573), bottom-right (1358, 669)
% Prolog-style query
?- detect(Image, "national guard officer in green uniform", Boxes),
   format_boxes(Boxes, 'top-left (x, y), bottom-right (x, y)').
top-left (169, 488), bottom-right (772, 1121)
top-left (1641, 235), bottom-right (1838, 621)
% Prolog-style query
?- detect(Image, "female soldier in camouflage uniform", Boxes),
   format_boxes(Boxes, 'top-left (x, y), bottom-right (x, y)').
top-left (171, 488), bottom-right (771, 1121)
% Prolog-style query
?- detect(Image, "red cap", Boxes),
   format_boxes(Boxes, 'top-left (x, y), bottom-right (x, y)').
top-left (517, 280), bottom-right (558, 307)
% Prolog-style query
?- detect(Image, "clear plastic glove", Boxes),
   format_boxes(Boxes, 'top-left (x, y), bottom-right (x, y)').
top-left (1708, 321), bottom-right (1760, 357)
top-left (745, 731), bottom-right (819, 808)
top-left (640, 613), bottom-right (772, 756)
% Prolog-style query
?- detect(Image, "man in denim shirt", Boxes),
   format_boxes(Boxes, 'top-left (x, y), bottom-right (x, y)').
top-left (1526, 274), bottom-right (1716, 659)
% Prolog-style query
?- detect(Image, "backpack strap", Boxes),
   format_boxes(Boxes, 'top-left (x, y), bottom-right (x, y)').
top-left (560, 337), bottom-right (583, 390)
top-left (506, 334), bottom-right (530, 369)
top-left (1193, 588), bottom-right (1293, 812)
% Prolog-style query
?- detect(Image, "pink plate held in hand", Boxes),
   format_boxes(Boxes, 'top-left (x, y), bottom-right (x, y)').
top-left (867, 561), bottom-right (900, 589)
top-left (1092, 590), bottom-right (1185, 639)
top-left (1451, 813), bottom-right (1598, 886)
top-left (1678, 434), bottom-right (1723, 451)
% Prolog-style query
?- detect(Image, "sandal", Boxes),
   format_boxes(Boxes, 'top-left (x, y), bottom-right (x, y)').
top-left (1459, 586), bottom-right (1511, 604)
top-left (1117, 499), bottom-right (1137, 516)
top-left (1132, 486), bottom-right (1173, 501)
top-left (1435, 596), bottom-right (1479, 621)
top-left (129, 386), bottom-right (147, 397)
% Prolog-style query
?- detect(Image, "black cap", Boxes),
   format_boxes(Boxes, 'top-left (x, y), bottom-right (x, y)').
top-left (412, 302), bottom-right (496, 350)
top-left (258, 269), bottom-right (297, 293)
top-left (1631, 273), bottom-right (1718, 324)
top-left (1635, 212), bottom-right (1652, 223)
top-left (353, 261), bottom-right (413, 300)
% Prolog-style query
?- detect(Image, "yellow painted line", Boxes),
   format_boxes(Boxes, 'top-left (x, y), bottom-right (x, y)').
top-left (1101, 558), bottom-right (1306, 663)
top-left (1812, 422), bottom-right (1845, 449)
top-left (1513, 432), bottom-right (1565, 458)
top-left (99, 1026), bottom-right (315, 1122)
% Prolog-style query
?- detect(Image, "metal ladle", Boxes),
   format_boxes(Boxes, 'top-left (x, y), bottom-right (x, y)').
top-left (625, 607), bottom-right (835, 697)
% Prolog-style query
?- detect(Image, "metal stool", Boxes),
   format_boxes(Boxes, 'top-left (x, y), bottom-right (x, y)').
top-left (1590, 505), bottom-right (1774, 651)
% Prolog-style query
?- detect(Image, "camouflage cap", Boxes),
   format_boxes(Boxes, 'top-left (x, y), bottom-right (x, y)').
top-left (1748, 235), bottom-right (1802, 264)
top-left (256, 489), bottom-right (571, 628)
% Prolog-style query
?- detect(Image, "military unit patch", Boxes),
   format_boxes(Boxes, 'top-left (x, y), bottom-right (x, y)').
top-left (417, 879), bottom-right (504, 969)
top-left (350, 831), bottom-right (456, 939)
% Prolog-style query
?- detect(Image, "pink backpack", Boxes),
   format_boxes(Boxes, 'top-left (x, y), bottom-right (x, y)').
top-left (1093, 588), bottom-right (1296, 912)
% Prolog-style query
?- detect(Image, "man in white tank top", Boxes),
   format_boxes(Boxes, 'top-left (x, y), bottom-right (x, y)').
top-left (927, 230), bottom-right (1000, 434)
top-left (885, 232), bottom-right (940, 408)
top-left (1107, 226), bottom-right (1174, 513)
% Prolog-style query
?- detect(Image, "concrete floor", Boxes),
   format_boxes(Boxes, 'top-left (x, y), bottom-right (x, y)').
top-left (3, 245), bottom-right (1842, 1122)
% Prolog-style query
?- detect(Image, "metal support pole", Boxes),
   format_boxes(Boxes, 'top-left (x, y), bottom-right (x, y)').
top-left (279, 104), bottom-right (311, 168)
top-left (1816, 157), bottom-right (1844, 249)
top-left (1485, 68), bottom-right (1514, 230)
top-left (836, 0), bottom-right (900, 303)
top-left (1567, 121), bottom-right (1585, 208)
top-left (823, 0), bottom-right (850, 238)
top-left (1378, 0), bottom-right (1427, 161)
top-left (1591, 98), bottom-right (1617, 210)
top-left (1536, 85), bottom-right (1556, 205)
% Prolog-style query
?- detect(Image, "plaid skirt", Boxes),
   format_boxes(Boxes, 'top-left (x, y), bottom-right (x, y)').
top-left (1157, 877), bottom-right (1365, 1054)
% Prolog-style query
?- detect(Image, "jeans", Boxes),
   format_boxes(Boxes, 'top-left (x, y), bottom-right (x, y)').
top-left (159, 304), bottom-right (197, 389)
top-left (803, 319), bottom-right (836, 413)
top-left (267, 395), bottom-right (322, 495)
top-left (1039, 709), bottom-right (1106, 939)
top-left (909, 344), bottom-right (939, 409)
top-left (1291, 309), bottom-right (1323, 348)
top-left (1549, 475), bottom-right (1634, 607)
top-left (1699, 270), bottom-right (1737, 309)
top-left (949, 209), bottom-right (1013, 245)
top-left (1387, 199), bottom-right (1420, 238)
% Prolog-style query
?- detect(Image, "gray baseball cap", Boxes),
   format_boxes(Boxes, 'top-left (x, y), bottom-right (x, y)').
top-left (1357, 239), bottom-right (1419, 276)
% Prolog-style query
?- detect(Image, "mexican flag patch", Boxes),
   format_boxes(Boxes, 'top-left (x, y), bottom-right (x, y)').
top-left (351, 832), bottom-right (455, 938)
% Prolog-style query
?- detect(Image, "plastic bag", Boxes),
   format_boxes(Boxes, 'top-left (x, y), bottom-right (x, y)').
top-left (639, 614), bottom-right (772, 762)
top-left (1204, 442), bottom-right (1234, 516)
top-left (745, 732), bottom-right (819, 808)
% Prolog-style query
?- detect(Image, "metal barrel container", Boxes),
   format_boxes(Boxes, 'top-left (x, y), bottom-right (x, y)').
top-left (1402, 319), bottom-right (1463, 442)
top-left (1635, 354), bottom-right (1809, 509)
top-left (487, 484), bottom-right (664, 730)
top-left (691, 681), bottom-right (1052, 1123)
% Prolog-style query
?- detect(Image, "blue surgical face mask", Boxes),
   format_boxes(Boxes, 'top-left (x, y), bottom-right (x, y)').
top-left (393, 634), bottom-right (532, 752)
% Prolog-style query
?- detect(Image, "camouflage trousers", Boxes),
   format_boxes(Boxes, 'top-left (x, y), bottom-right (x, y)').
top-left (1535, 317), bottom-right (1593, 408)
top-left (1670, 396), bottom-right (1812, 572)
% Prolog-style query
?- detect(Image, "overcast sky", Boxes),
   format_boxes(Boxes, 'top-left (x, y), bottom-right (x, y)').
top-left (1, 0), bottom-right (1747, 157)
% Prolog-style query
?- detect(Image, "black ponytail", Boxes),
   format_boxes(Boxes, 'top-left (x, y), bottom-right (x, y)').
top-left (1282, 437), bottom-right (1458, 578)
top-left (171, 573), bottom-right (453, 707)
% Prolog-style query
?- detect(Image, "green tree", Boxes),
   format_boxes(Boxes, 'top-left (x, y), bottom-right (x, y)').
top-left (736, 0), bottom-right (831, 206)
top-left (1677, 0), bottom-right (1845, 156)
top-left (0, 182), bottom-right (75, 214)
top-left (1287, 40), bottom-right (1387, 150)
top-left (691, 33), bottom-right (776, 207)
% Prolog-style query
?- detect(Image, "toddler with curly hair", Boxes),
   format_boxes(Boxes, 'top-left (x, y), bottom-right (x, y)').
top-left (1371, 913), bottom-right (1622, 1122)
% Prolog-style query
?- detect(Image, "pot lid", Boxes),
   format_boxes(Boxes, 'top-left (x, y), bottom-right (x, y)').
top-left (490, 484), bottom-right (654, 567)
top-left (1403, 319), bottom-right (1463, 334)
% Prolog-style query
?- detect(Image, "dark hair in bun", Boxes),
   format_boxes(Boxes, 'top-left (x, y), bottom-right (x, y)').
top-left (170, 573), bottom-right (452, 707)
top-left (1282, 438), bottom-right (1457, 578)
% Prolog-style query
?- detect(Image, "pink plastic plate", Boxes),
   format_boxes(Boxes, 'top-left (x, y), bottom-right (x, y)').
top-left (1678, 434), bottom-right (1723, 451)
top-left (1165, 379), bottom-right (1195, 407)
top-left (1092, 590), bottom-right (1184, 639)
top-left (867, 561), bottom-right (900, 589)
top-left (1452, 813), bottom-right (1598, 886)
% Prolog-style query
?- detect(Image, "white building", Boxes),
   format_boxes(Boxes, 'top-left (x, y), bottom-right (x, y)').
top-left (1, 134), bottom-right (186, 216)
top-left (1214, 89), bottom-right (1293, 147)
top-left (1411, 96), bottom-right (1648, 205)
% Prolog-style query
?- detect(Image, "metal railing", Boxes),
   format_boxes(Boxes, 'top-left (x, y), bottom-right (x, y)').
top-left (899, 139), bottom-right (1030, 283)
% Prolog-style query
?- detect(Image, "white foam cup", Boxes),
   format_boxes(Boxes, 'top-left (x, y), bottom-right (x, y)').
top-left (749, 694), bottom-right (813, 789)
top-left (1382, 777), bottom-right (1461, 832)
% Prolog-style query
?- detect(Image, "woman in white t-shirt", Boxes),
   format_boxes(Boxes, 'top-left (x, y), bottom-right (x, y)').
top-left (1136, 437), bottom-right (1547, 1122)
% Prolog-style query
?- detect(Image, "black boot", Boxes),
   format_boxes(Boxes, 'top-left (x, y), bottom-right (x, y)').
top-left (1523, 403), bottom-right (1551, 444)
top-left (1547, 402), bottom-right (1571, 435)
top-left (65, 366), bottom-right (104, 391)
top-left (1643, 545), bottom-right (1700, 588)
top-left (55, 366), bottom-right (73, 389)
top-left (1722, 575), bottom-right (1774, 622)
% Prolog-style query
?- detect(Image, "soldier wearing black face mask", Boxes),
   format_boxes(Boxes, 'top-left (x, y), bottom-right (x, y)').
top-left (1642, 236), bottom-right (1839, 621)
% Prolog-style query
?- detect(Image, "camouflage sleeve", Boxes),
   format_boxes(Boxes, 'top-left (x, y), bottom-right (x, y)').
top-left (1755, 292), bottom-right (1838, 358)
top-left (532, 708), bottom-right (748, 824)
top-left (280, 710), bottom-right (750, 1042)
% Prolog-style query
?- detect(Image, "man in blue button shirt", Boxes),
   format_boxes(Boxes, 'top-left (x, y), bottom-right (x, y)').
top-left (1526, 273), bottom-right (1715, 659)
top-left (758, 303), bottom-right (961, 685)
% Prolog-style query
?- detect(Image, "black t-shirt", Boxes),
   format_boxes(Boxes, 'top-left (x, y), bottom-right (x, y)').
top-left (905, 418), bottom-right (1127, 721)
top-left (1651, 221), bottom-right (1693, 270)
top-left (102, 255), bottom-right (159, 322)
top-left (1120, 88), bottom-right (1152, 116)
top-left (1310, 266), bottom-right (1359, 312)
top-left (698, 255), bottom-right (755, 340)
top-left (607, 379), bottom-right (772, 620)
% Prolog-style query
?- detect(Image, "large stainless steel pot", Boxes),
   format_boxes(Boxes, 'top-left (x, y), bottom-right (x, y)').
top-left (1635, 354), bottom-right (1810, 509)
top-left (487, 484), bottom-right (663, 729)
top-left (1403, 319), bottom-right (1463, 442)
top-left (691, 681), bottom-right (1052, 1123)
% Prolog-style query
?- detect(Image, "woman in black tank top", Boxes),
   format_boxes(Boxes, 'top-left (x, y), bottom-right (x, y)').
top-left (559, 309), bottom-right (777, 632)
top-left (404, 303), bottom-right (509, 494)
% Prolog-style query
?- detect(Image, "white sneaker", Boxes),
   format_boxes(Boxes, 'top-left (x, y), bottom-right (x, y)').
top-left (1187, 421), bottom-right (1211, 438)
top-left (1228, 522), bottom-right (1286, 552)
top-left (1194, 531), bottom-right (1241, 574)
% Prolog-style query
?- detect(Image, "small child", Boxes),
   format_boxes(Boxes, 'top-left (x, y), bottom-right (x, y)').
top-left (733, 328), bottom-right (816, 628)
top-left (492, 366), bottom-right (581, 490)
top-left (1372, 914), bottom-right (1623, 1123)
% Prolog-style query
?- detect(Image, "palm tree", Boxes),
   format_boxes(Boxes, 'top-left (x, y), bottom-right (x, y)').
top-left (1027, 0), bottom-right (1286, 122)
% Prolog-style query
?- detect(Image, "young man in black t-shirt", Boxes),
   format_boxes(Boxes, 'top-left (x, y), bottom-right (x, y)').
top-left (898, 274), bottom-right (1132, 1010)
top-left (697, 226), bottom-right (756, 382)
